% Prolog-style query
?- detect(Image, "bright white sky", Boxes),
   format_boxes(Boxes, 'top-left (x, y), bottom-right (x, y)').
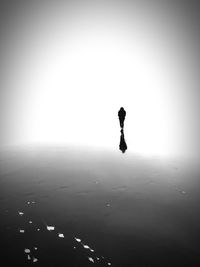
top-left (2, 0), bottom-right (198, 157)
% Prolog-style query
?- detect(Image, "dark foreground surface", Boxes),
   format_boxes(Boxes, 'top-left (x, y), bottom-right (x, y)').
top-left (1, 146), bottom-right (200, 267)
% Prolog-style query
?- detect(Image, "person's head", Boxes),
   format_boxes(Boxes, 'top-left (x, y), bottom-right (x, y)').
top-left (120, 107), bottom-right (124, 110)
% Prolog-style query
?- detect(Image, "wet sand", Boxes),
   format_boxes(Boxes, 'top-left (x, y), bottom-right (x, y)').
top-left (1, 146), bottom-right (200, 266)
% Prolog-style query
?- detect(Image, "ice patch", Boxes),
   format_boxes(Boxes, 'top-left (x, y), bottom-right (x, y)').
top-left (47, 226), bottom-right (55, 231)
top-left (88, 257), bottom-right (94, 263)
top-left (33, 257), bottom-right (38, 263)
top-left (58, 233), bottom-right (64, 238)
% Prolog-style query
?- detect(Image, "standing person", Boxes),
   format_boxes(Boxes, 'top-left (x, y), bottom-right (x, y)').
top-left (118, 107), bottom-right (126, 129)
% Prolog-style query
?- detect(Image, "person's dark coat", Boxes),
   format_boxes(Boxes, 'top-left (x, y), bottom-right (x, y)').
top-left (118, 107), bottom-right (126, 128)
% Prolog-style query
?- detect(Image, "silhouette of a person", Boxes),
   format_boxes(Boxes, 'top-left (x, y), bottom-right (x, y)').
top-left (118, 107), bottom-right (126, 129)
top-left (119, 129), bottom-right (127, 153)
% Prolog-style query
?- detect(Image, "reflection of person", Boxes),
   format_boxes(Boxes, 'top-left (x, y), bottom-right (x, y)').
top-left (118, 107), bottom-right (126, 129)
top-left (119, 129), bottom-right (127, 153)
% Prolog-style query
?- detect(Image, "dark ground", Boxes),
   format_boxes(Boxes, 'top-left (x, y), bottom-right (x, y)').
top-left (1, 146), bottom-right (200, 267)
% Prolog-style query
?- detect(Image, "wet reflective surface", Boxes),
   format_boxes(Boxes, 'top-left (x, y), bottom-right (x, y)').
top-left (1, 146), bottom-right (200, 266)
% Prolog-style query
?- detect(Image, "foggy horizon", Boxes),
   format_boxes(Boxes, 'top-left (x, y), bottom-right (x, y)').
top-left (0, 0), bottom-right (199, 159)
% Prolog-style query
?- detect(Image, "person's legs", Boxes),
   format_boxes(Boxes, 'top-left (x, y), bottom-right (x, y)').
top-left (120, 119), bottom-right (124, 128)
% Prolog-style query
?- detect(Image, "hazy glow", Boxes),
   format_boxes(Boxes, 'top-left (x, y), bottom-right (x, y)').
top-left (2, 0), bottom-right (199, 157)
top-left (23, 28), bottom-right (174, 156)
